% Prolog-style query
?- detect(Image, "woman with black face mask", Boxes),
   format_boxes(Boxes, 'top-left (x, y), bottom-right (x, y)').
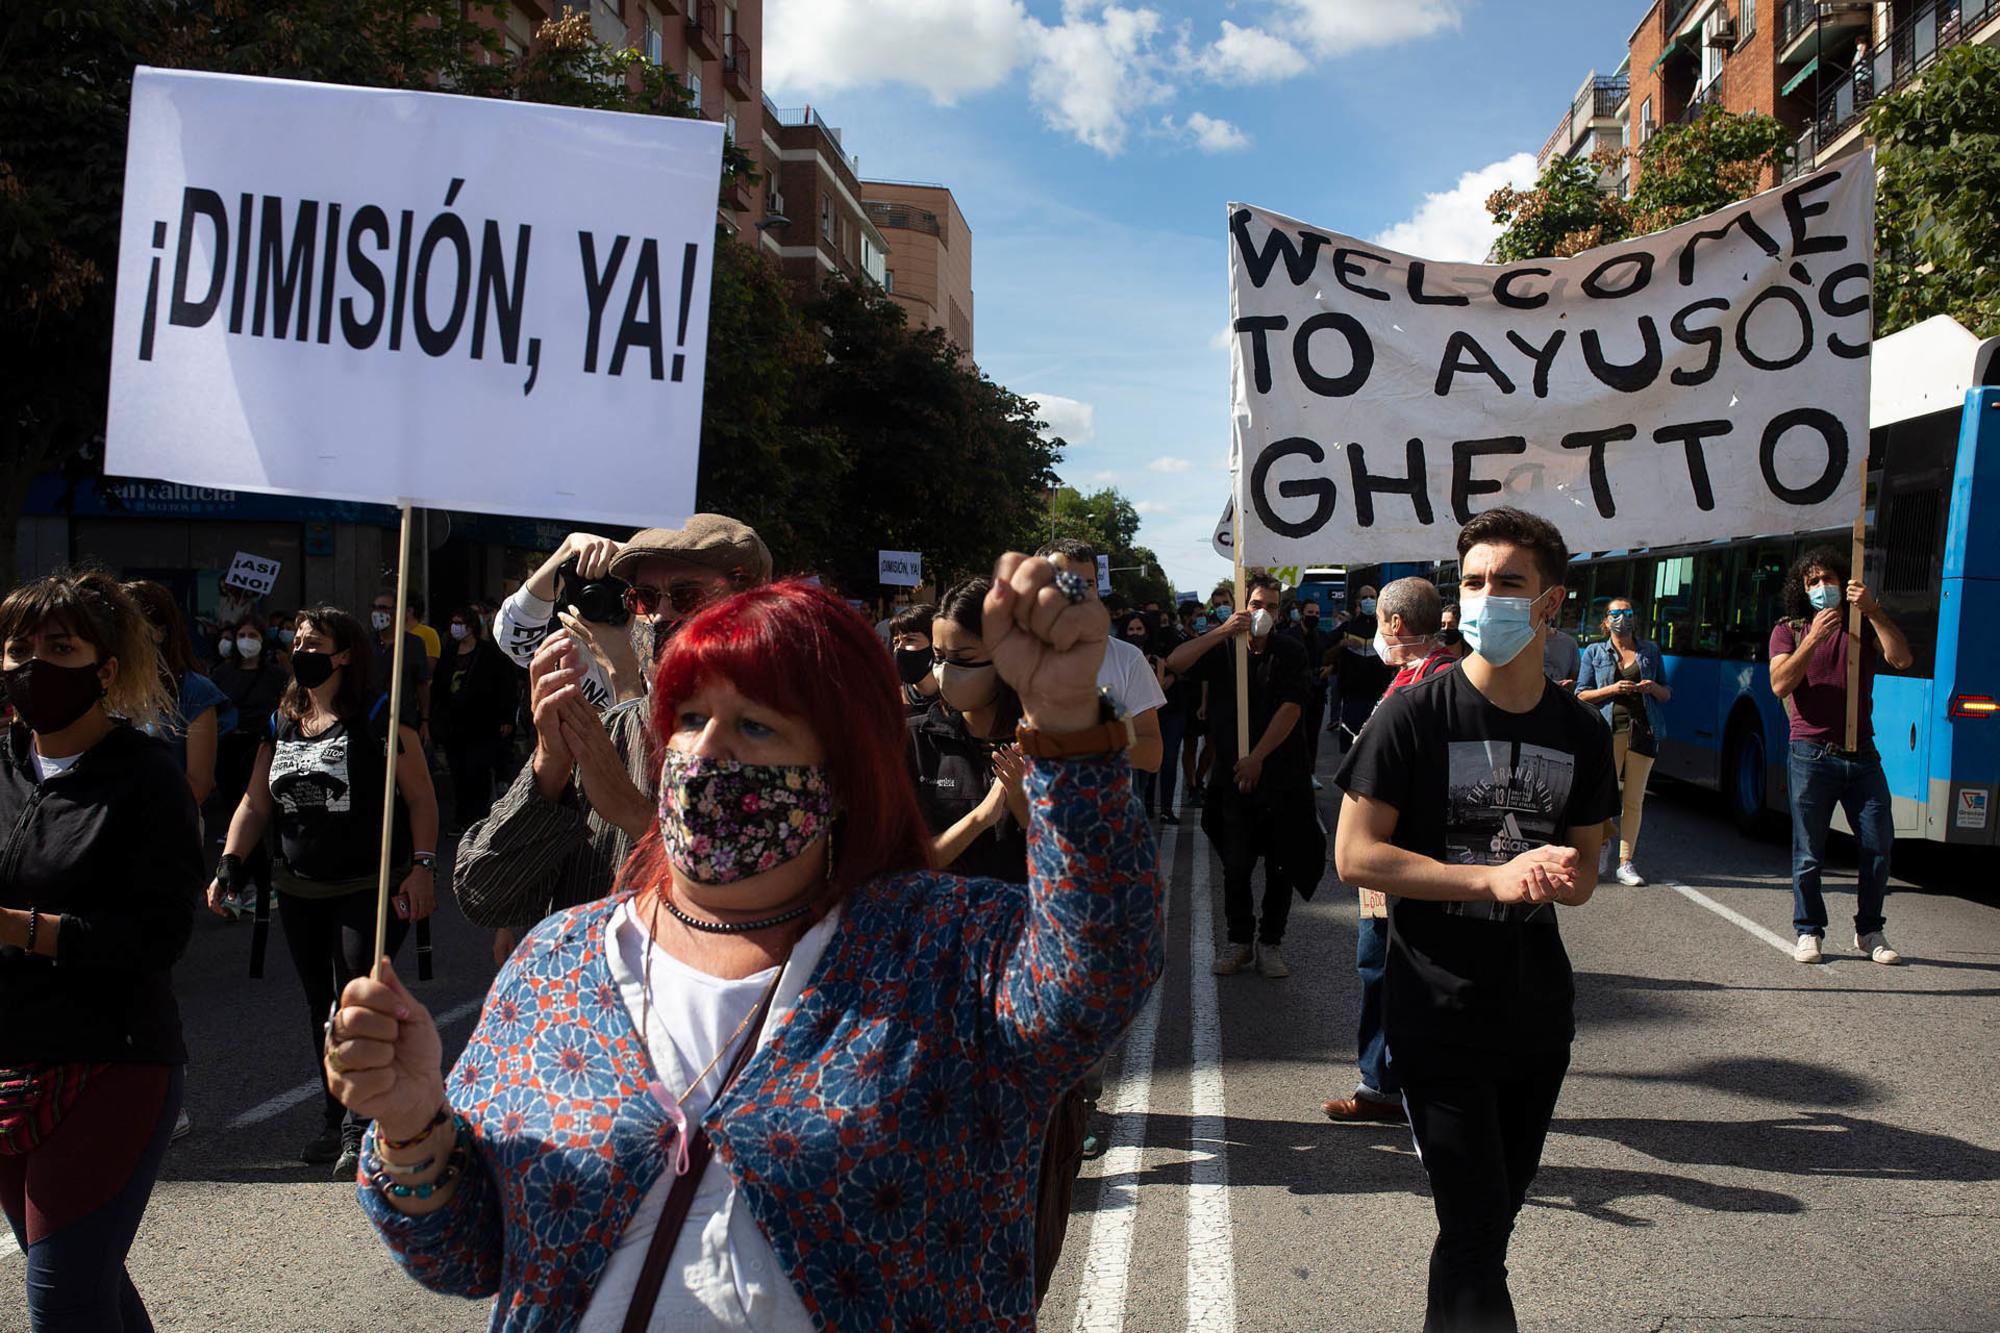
top-left (208, 607), bottom-right (439, 1178)
top-left (887, 602), bottom-right (939, 718)
top-left (0, 571), bottom-right (201, 1330)
top-left (906, 582), bottom-right (1028, 879)
top-left (209, 615), bottom-right (290, 918)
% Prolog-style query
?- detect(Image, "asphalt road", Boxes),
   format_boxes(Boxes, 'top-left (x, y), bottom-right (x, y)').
top-left (4, 755), bottom-right (1995, 1333)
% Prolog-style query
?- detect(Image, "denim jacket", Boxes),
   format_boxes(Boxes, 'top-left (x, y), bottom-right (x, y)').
top-left (1576, 638), bottom-right (1669, 741)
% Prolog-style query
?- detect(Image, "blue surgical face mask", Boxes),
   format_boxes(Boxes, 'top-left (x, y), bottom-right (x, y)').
top-left (1807, 583), bottom-right (1842, 612)
top-left (1459, 589), bottom-right (1551, 668)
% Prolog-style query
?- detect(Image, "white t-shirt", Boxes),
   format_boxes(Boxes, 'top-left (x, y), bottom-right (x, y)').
top-left (1099, 635), bottom-right (1166, 717)
top-left (30, 749), bottom-right (82, 783)
top-left (578, 903), bottom-right (838, 1333)
top-left (492, 585), bottom-right (616, 713)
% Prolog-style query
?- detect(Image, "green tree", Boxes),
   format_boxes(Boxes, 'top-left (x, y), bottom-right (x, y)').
top-left (1489, 105), bottom-right (1791, 261)
top-left (1871, 41), bottom-right (2000, 338)
top-left (1488, 154), bottom-right (1630, 263)
top-left (1028, 485), bottom-right (1174, 607)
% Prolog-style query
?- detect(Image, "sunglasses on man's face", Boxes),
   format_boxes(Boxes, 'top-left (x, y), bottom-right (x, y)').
top-left (622, 581), bottom-right (710, 617)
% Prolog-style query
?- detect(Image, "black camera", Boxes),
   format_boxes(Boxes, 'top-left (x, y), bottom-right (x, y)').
top-left (556, 556), bottom-right (631, 627)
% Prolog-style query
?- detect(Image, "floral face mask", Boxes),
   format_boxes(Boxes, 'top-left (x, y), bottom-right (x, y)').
top-left (657, 750), bottom-right (835, 885)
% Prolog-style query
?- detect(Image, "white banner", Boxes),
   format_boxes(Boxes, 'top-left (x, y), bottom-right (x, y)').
top-left (223, 550), bottom-right (281, 596)
top-left (878, 550), bottom-right (923, 587)
top-left (107, 68), bottom-right (724, 526)
top-left (1095, 554), bottom-right (1112, 595)
top-left (1228, 158), bottom-right (1873, 564)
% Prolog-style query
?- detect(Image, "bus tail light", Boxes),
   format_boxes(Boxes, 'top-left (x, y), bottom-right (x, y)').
top-left (1950, 694), bottom-right (1998, 718)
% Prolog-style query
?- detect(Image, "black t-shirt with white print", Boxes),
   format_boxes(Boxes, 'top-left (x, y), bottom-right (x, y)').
top-left (1333, 667), bottom-right (1618, 1078)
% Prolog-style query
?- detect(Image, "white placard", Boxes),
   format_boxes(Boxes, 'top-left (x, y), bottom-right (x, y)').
top-left (107, 68), bottom-right (724, 526)
top-left (878, 550), bottom-right (923, 587)
top-left (1095, 554), bottom-right (1112, 595)
top-left (223, 550), bottom-right (281, 596)
top-left (1228, 157), bottom-right (1873, 564)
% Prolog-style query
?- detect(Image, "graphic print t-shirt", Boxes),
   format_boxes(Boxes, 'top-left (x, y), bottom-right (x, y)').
top-left (1334, 668), bottom-right (1617, 1077)
top-left (269, 717), bottom-right (405, 880)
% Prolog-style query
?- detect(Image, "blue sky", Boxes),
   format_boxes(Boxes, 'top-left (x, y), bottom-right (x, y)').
top-left (762, 0), bottom-right (1644, 591)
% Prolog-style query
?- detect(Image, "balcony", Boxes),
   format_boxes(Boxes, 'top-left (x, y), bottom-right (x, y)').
top-left (1676, 76), bottom-right (1724, 123)
top-left (1538, 73), bottom-right (1631, 170)
top-left (722, 32), bottom-right (751, 96)
top-left (865, 201), bottom-right (943, 238)
top-left (686, 0), bottom-right (719, 60)
top-left (771, 105), bottom-right (860, 180)
top-left (1794, 0), bottom-right (1998, 169)
top-left (1777, 0), bottom-right (1875, 66)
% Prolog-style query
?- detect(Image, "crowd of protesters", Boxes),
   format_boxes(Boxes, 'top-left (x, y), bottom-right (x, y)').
top-left (0, 502), bottom-right (1911, 1332)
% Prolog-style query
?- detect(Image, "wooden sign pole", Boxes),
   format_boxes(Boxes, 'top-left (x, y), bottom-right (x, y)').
top-left (1843, 455), bottom-right (1868, 753)
top-left (1234, 528), bottom-right (1251, 760)
top-left (372, 501), bottom-right (415, 972)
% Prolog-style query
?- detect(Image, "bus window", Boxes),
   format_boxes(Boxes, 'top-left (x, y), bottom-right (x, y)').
top-left (1691, 548), bottom-right (1732, 657)
top-left (1653, 556), bottom-right (1697, 655)
top-left (1865, 407), bottom-right (1957, 679)
top-left (1718, 541), bottom-right (1792, 660)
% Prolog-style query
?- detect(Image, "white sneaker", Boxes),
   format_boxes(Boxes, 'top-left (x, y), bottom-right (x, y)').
top-left (1211, 943), bottom-right (1256, 975)
top-left (172, 1108), bottom-right (192, 1142)
top-left (1792, 933), bottom-right (1824, 964)
top-left (1258, 945), bottom-right (1291, 979)
top-left (1615, 862), bottom-right (1645, 887)
top-left (1855, 931), bottom-right (1902, 965)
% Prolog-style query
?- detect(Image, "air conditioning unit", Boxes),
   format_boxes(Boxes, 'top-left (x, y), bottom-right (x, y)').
top-left (1708, 17), bottom-right (1738, 45)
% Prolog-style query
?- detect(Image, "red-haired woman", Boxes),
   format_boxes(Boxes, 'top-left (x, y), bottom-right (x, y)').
top-left (324, 559), bottom-right (1162, 1331)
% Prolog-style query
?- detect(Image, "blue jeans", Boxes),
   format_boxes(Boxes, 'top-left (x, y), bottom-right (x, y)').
top-left (1356, 915), bottom-right (1399, 1099)
top-left (1787, 739), bottom-right (1893, 939)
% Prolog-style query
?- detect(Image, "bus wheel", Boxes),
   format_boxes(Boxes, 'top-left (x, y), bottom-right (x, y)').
top-left (1724, 722), bottom-right (1768, 837)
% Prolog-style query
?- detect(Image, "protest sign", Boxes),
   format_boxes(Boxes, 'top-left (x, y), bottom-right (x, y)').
top-left (224, 550), bottom-right (281, 596)
top-left (107, 67), bottom-right (724, 527)
top-left (1227, 157), bottom-right (1873, 564)
top-left (879, 550), bottom-right (923, 587)
top-left (1095, 555), bottom-right (1112, 595)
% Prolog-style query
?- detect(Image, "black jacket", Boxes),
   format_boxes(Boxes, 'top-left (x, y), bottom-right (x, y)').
top-left (432, 639), bottom-right (518, 746)
top-left (905, 704), bottom-right (1027, 885)
top-left (0, 723), bottom-right (202, 1065)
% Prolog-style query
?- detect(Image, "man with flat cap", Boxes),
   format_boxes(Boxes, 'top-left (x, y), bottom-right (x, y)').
top-left (457, 516), bottom-right (773, 942)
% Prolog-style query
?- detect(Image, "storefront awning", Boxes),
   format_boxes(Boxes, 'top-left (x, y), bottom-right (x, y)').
top-left (1781, 56), bottom-right (1821, 97)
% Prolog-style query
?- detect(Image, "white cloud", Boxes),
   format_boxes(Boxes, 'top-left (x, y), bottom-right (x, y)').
top-left (1167, 111), bottom-right (1250, 153)
top-left (1370, 151), bottom-right (1539, 262)
top-left (1026, 4), bottom-right (1172, 155)
top-left (1147, 456), bottom-right (1195, 473)
top-left (763, 0), bottom-right (1031, 103)
top-left (1133, 499), bottom-right (1175, 515)
top-left (1031, 392), bottom-right (1097, 444)
top-left (1270, 0), bottom-right (1462, 58)
top-left (1194, 19), bottom-right (1309, 82)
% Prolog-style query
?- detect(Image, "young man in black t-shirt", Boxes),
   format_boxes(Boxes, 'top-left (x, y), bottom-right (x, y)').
top-left (1165, 573), bottom-right (1315, 979)
top-left (1334, 507), bottom-right (1617, 1333)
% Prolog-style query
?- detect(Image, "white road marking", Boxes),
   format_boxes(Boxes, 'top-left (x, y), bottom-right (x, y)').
top-left (1071, 826), bottom-right (1175, 1333)
top-left (1667, 881), bottom-right (1798, 955)
top-left (226, 996), bottom-right (484, 1129)
top-left (1185, 834), bottom-right (1237, 1332)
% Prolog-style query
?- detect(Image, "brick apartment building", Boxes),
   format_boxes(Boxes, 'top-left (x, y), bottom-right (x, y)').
top-left (864, 183), bottom-right (976, 359)
top-left (761, 100), bottom-right (893, 294)
top-left (1542, 0), bottom-right (1999, 197)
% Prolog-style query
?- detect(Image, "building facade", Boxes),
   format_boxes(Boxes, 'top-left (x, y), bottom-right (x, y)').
top-left (762, 100), bottom-right (891, 294)
top-left (1536, 66), bottom-right (1634, 196)
top-left (863, 182), bottom-right (976, 358)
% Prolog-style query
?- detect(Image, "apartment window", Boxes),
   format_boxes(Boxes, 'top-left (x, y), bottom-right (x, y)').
top-left (688, 58), bottom-right (703, 109)
top-left (723, 109), bottom-right (737, 143)
top-left (1640, 95), bottom-right (1654, 142)
top-left (885, 270), bottom-right (895, 293)
top-left (643, 17), bottom-right (661, 64)
top-left (1700, 10), bottom-right (1724, 86)
top-left (1741, 0), bottom-right (1755, 38)
top-left (821, 196), bottom-right (832, 240)
top-left (723, 2), bottom-right (736, 40)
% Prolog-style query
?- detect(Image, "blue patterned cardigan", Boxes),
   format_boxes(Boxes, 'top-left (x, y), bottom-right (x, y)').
top-left (358, 757), bottom-right (1162, 1331)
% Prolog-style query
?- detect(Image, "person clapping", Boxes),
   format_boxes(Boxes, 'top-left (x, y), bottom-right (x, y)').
top-left (323, 560), bottom-right (1162, 1330)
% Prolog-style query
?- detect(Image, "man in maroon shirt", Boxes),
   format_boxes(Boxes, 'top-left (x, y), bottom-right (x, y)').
top-left (1767, 546), bottom-right (1914, 965)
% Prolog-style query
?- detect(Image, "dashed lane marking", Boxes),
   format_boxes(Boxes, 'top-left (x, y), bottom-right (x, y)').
top-left (1666, 880), bottom-right (1798, 956)
top-left (225, 996), bottom-right (485, 1129)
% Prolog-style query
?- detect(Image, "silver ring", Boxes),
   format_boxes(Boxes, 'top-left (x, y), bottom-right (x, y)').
top-left (1053, 571), bottom-right (1089, 604)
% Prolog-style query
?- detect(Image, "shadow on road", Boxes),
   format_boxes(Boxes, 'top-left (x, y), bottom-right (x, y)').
top-left (1551, 1109), bottom-right (2000, 1184)
top-left (1579, 967), bottom-right (2000, 1000)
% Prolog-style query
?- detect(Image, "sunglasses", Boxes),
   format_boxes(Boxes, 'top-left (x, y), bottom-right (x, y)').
top-left (621, 581), bottom-right (710, 616)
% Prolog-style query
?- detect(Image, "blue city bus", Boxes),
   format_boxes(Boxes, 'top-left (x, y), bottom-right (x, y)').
top-left (1559, 316), bottom-right (2000, 847)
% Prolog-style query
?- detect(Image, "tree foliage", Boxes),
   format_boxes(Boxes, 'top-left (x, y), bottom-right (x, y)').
top-left (1019, 485), bottom-right (1174, 608)
top-left (1489, 105), bottom-right (1791, 261)
top-left (1871, 41), bottom-right (2000, 338)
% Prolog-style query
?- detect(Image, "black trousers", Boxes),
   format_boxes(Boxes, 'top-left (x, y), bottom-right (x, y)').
top-left (445, 736), bottom-right (501, 829)
top-left (1202, 782), bottom-right (1304, 946)
top-left (1402, 1050), bottom-right (1571, 1333)
top-left (277, 887), bottom-right (409, 1126)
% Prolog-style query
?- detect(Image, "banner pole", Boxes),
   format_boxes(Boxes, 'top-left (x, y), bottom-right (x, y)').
top-left (1843, 460), bottom-right (1868, 753)
top-left (1233, 519), bottom-right (1250, 761)
top-left (372, 501), bottom-right (415, 976)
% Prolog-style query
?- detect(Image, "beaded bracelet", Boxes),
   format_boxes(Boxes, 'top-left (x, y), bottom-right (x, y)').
top-left (368, 1146), bottom-right (467, 1200)
top-left (376, 1152), bottom-right (437, 1177)
top-left (364, 1113), bottom-right (472, 1199)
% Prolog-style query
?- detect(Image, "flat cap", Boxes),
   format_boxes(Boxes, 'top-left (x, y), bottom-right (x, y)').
top-left (610, 513), bottom-right (772, 583)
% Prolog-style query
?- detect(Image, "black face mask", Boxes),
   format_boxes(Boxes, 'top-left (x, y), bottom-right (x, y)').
top-left (1439, 627), bottom-right (1464, 648)
top-left (290, 651), bottom-right (337, 689)
top-left (893, 647), bottom-right (932, 687)
top-left (1, 659), bottom-right (106, 734)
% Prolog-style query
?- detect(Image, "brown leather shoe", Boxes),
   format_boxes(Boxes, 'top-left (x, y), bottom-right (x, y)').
top-left (1322, 1096), bottom-right (1406, 1124)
